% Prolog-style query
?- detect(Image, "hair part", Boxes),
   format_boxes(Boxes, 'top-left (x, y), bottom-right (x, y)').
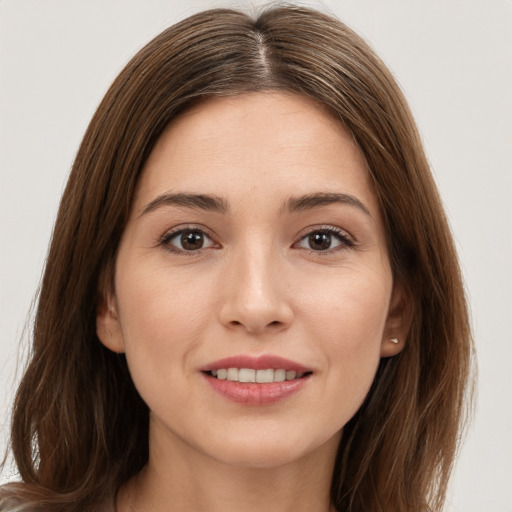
top-left (1, 6), bottom-right (473, 511)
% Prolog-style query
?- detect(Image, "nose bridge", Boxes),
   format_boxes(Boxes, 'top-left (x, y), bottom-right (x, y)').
top-left (219, 234), bottom-right (292, 333)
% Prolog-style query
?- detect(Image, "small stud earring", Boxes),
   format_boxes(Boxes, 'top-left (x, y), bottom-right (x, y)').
top-left (390, 337), bottom-right (399, 344)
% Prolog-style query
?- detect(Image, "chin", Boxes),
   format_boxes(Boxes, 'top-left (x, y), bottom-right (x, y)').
top-left (206, 426), bottom-right (342, 469)
top-left (215, 444), bottom-right (310, 469)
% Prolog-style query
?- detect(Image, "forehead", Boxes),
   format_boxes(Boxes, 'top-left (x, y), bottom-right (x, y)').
top-left (134, 92), bottom-right (377, 215)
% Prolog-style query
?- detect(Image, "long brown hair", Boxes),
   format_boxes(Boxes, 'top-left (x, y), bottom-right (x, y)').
top-left (0, 6), bottom-right (473, 511)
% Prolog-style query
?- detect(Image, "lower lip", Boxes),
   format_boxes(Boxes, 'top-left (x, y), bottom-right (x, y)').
top-left (203, 373), bottom-right (310, 405)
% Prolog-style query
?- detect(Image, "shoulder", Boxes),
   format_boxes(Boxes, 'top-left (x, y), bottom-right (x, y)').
top-left (0, 487), bottom-right (36, 512)
top-left (0, 500), bottom-right (25, 512)
top-left (0, 499), bottom-right (22, 512)
top-left (0, 483), bottom-right (115, 511)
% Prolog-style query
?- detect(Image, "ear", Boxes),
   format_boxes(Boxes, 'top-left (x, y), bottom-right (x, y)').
top-left (96, 290), bottom-right (125, 354)
top-left (380, 281), bottom-right (413, 358)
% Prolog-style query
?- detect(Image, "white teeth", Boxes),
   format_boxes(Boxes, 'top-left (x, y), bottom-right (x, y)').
top-left (239, 368), bottom-right (256, 382)
top-left (226, 368), bottom-right (239, 381)
top-left (274, 369), bottom-right (286, 382)
top-left (210, 368), bottom-right (307, 383)
top-left (256, 369), bottom-right (274, 383)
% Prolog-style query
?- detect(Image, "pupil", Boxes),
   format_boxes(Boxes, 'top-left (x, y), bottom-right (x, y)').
top-left (309, 232), bottom-right (331, 250)
top-left (181, 231), bottom-right (203, 250)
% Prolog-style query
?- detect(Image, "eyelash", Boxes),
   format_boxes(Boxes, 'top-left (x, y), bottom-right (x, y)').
top-left (295, 225), bottom-right (355, 254)
top-left (158, 224), bottom-right (218, 256)
top-left (158, 224), bottom-right (355, 255)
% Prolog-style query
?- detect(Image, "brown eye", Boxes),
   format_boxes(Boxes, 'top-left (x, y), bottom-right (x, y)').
top-left (295, 228), bottom-right (353, 252)
top-left (308, 232), bottom-right (332, 251)
top-left (180, 230), bottom-right (205, 250)
top-left (162, 228), bottom-right (216, 253)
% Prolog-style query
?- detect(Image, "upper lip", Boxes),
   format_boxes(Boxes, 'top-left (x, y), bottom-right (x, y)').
top-left (201, 354), bottom-right (312, 373)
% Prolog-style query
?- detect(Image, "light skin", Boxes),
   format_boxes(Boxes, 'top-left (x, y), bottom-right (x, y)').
top-left (97, 92), bottom-right (409, 512)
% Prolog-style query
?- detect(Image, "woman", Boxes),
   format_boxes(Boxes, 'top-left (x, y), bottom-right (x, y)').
top-left (0, 5), bottom-right (473, 512)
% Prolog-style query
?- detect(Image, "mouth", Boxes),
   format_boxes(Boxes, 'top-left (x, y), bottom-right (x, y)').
top-left (201, 355), bottom-right (313, 404)
top-left (204, 368), bottom-right (312, 383)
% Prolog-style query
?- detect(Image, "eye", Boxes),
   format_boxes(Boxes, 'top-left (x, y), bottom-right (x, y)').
top-left (295, 227), bottom-right (354, 252)
top-left (160, 227), bottom-right (217, 253)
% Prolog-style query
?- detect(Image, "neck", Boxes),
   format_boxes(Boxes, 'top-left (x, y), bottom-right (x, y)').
top-left (117, 419), bottom-right (341, 512)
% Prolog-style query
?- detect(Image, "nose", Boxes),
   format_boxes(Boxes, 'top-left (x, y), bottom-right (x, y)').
top-left (219, 244), bottom-right (294, 335)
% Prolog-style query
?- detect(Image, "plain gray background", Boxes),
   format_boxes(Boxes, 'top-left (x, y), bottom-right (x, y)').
top-left (1, 1), bottom-right (511, 510)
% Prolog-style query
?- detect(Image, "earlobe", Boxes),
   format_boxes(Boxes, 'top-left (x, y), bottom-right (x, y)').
top-left (96, 294), bottom-right (125, 354)
top-left (380, 282), bottom-right (413, 358)
top-left (381, 336), bottom-right (403, 358)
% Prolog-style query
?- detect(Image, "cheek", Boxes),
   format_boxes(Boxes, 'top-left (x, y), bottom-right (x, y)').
top-left (114, 259), bottom-right (217, 395)
top-left (299, 266), bottom-right (391, 414)
top-left (302, 264), bottom-right (391, 345)
top-left (117, 252), bottom-right (219, 329)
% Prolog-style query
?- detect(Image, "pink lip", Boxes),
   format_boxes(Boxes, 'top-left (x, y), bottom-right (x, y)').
top-left (200, 354), bottom-right (311, 373)
top-left (203, 375), bottom-right (309, 405)
top-left (200, 354), bottom-right (312, 405)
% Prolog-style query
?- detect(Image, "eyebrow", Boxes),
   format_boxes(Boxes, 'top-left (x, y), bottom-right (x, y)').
top-left (284, 192), bottom-right (371, 216)
top-left (140, 191), bottom-right (370, 217)
top-left (141, 193), bottom-right (229, 216)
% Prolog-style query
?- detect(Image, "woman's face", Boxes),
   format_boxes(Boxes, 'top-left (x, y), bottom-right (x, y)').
top-left (98, 92), bottom-right (406, 468)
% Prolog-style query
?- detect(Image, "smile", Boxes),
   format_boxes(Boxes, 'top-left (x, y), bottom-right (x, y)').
top-left (201, 355), bottom-right (313, 404)
top-left (208, 368), bottom-right (309, 383)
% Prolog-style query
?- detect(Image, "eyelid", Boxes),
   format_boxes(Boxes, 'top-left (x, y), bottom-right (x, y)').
top-left (157, 224), bottom-right (220, 253)
top-left (156, 223), bottom-right (355, 255)
top-left (293, 225), bottom-right (356, 252)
